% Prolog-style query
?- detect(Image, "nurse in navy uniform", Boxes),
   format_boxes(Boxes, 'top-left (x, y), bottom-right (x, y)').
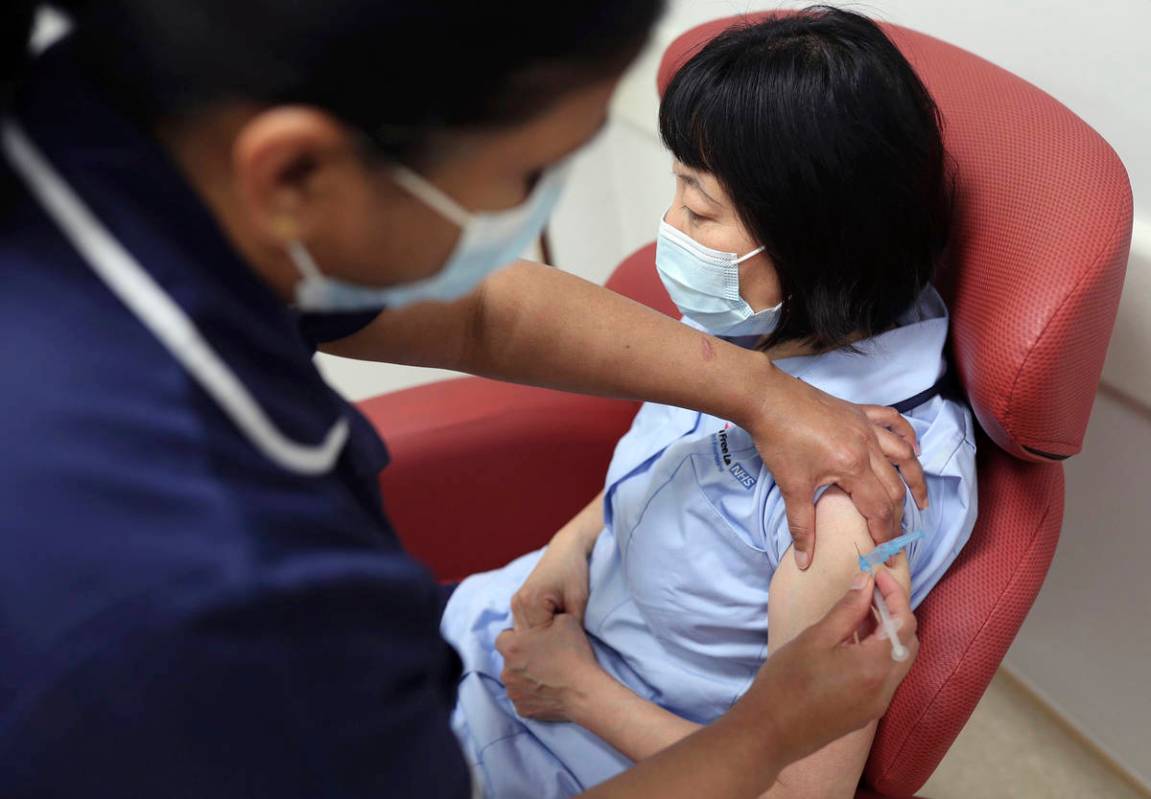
top-left (0, 2), bottom-right (924, 796)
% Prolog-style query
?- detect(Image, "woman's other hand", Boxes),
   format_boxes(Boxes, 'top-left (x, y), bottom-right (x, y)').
top-left (510, 491), bottom-right (605, 629)
top-left (496, 613), bottom-right (605, 723)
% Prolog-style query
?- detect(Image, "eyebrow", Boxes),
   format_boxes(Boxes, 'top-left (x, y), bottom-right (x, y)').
top-left (673, 169), bottom-right (720, 207)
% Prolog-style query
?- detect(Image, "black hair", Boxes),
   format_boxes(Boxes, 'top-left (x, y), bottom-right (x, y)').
top-left (659, 6), bottom-right (951, 351)
top-left (1, 2), bottom-right (40, 109)
top-left (2, 0), bottom-right (663, 162)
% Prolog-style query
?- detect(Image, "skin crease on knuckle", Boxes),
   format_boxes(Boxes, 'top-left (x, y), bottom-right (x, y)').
top-left (889, 435), bottom-right (914, 461)
top-left (892, 442), bottom-right (915, 465)
top-left (879, 409), bottom-right (902, 427)
top-left (895, 419), bottom-right (916, 441)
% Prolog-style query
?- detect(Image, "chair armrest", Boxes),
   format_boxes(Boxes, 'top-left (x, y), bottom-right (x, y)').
top-left (358, 377), bottom-right (640, 581)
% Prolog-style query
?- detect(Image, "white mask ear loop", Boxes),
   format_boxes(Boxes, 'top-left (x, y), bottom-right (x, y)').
top-left (734, 245), bottom-right (767, 264)
top-left (286, 239), bottom-right (325, 280)
top-left (391, 165), bottom-right (473, 229)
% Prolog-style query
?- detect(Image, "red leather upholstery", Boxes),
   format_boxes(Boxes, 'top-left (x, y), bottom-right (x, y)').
top-left (360, 378), bottom-right (640, 582)
top-left (359, 13), bottom-right (1130, 798)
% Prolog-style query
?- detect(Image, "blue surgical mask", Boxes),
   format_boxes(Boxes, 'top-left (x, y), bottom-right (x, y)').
top-left (655, 214), bottom-right (781, 337)
top-left (290, 158), bottom-right (572, 312)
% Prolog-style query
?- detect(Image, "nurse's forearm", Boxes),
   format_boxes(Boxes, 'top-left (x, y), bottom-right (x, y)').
top-left (326, 260), bottom-right (774, 427)
top-left (581, 690), bottom-right (782, 799)
top-left (462, 261), bottom-right (774, 424)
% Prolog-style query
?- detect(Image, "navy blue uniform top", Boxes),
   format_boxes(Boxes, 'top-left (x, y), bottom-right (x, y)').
top-left (0, 42), bottom-right (468, 798)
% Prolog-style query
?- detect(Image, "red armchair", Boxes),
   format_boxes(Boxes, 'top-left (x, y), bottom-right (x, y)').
top-left (358, 13), bottom-right (1131, 798)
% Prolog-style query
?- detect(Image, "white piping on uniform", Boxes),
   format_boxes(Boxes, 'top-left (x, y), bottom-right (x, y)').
top-left (1, 119), bottom-right (348, 475)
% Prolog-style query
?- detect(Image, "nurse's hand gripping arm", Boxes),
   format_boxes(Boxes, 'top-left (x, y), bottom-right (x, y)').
top-left (509, 491), bottom-right (604, 629)
top-left (324, 260), bottom-right (927, 565)
top-left (497, 569), bottom-right (917, 799)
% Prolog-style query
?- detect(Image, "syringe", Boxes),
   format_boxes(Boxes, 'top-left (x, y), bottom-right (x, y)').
top-left (872, 586), bottom-right (909, 662)
top-left (857, 530), bottom-right (923, 661)
top-left (857, 530), bottom-right (924, 573)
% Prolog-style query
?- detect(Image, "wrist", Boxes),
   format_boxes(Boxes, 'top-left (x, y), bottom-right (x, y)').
top-left (552, 518), bottom-right (601, 556)
top-left (565, 663), bottom-right (617, 728)
top-left (550, 526), bottom-right (593, 558)
top-left (720, 681), bottom-right (787, 783)
top-left (575, 519), bottom-right (603, 553)
top-left (730, 349), bottom-right (782, 434)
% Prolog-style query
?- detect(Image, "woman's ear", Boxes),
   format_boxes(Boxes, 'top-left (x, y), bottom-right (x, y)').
top-left (230, 107), bottom-right (369, 249)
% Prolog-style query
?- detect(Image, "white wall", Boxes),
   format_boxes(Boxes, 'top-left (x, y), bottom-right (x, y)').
top-left (319, 0), bottom-right (1151, 784)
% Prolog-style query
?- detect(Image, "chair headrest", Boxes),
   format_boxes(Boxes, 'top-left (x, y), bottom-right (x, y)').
top-left (657, 13), bottom-right (1132, 461)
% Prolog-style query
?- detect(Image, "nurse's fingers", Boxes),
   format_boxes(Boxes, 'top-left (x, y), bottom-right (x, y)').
top-left (780, 482), bottom-right (817, 571)
top-left (864, 569), bottom-right (918, 644)
top-left (863, 405), bottom-right (920, 453)
top-left (816, 572), bottom-right (876, 646)
top-left (872, 443), bottom-right (907, 504)
top-left (870, 416), bottom-right (925, 515)
top-left (840, 459), bottom-right (900, 546)
top-left (870, 446), bottom-right (909, 539)
top-left (874, 426), bottom-right (928, 511)
top-left (853, 621), bottom-right (919, 706)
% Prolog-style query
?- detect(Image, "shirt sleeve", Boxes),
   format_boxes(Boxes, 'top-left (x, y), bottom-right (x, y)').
top-left (0, 570), bottom-right (471, 799)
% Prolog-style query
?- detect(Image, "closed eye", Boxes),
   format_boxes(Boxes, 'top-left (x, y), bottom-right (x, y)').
top-left (681, 204), bottom-right (706, 224)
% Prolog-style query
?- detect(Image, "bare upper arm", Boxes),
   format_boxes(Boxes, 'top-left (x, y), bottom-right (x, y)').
top-left (761, 488), bottom-right (912, 798)
top-left (768, 487), bottom-right (911, 652)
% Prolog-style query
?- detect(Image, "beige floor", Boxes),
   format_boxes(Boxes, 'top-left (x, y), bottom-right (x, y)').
top-left (919, 671), bottom-right (1148, 799)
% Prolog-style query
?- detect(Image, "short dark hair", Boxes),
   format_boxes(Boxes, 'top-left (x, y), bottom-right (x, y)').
top-left (659, 6), bottom-right (951, 351)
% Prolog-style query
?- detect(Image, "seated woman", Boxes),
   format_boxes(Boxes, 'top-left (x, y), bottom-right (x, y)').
top-left (441, 8), bottom-right (977, 798)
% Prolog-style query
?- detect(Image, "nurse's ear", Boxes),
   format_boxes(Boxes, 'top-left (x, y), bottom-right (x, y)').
top-left (231, 107), bottom-right (377, 247)
top-left (225, 106), bottom-right (451, 295)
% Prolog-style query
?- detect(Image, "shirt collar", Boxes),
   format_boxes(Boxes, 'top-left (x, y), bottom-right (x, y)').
top-left (773, 286), bottom-right (950, 407)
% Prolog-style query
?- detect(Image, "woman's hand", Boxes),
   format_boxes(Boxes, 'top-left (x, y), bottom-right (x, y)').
top-left (510, 491), bottom-right (604, 629)
top-left (496, 613), bottom-right (606, 723)
top-left (743, 365), bottom-right (928, 570)
top-left (511, 534), bottom-right (591, 629)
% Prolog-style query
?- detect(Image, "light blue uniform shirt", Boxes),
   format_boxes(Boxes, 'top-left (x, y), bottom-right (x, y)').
top-left (441, 287), bottom-right (978, 798)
